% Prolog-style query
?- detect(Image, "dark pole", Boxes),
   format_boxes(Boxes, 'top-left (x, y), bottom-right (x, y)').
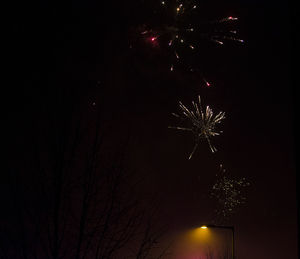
top-left (231, 226), bottom-right (235, 259)
top-left (206, 225), bottom-right (235, 259)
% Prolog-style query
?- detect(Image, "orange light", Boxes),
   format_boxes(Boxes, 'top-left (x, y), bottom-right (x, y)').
top-left (201, 226), bottom-right (207, 229)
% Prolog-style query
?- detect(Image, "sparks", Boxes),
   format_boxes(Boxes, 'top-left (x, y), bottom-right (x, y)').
top-left (213, 39), bottom-right (224, 45)
top-left (217, 16), bottom-right (239, 23)
top-left (204, 80), bottom-right (211, 87)
top-left (227, 16), bottom-right (238, 20)
top-left (135, 3), bottom-right (243, 78)
top-left (176, 4), bottom-right (183, 13)
top-left (211, 164), bottom-right (250, 220)
top-left (169, 95), bottom-right (225, 159)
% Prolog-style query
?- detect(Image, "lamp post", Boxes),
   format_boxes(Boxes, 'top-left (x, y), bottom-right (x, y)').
top-left (201, 224), bottom-right (235, 259)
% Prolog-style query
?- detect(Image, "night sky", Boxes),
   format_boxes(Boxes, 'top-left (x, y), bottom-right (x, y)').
top-left (5, 0), bottom-right (298, 258)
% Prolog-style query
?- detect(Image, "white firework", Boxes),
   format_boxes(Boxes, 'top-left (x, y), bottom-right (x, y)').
top-left (169, 95), bottom-right (225, 159)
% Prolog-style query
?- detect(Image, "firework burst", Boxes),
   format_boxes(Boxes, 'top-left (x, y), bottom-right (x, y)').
top-left (133, 0), bottom-right (243, 84)
top-left (211, 164), bottom-right (250, 221)
top-left (169, 95), bottom-right (225, 159)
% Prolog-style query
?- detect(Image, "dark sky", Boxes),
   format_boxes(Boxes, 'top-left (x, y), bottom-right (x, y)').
top-left (6, 0), bottom-right (298, 258)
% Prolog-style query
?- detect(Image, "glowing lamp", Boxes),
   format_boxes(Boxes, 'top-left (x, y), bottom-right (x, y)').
top-left (201, 226), bottom-right (208, 229)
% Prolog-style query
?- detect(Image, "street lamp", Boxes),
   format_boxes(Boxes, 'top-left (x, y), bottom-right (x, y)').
top-left (200, 224), bottom-right (235, 259)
